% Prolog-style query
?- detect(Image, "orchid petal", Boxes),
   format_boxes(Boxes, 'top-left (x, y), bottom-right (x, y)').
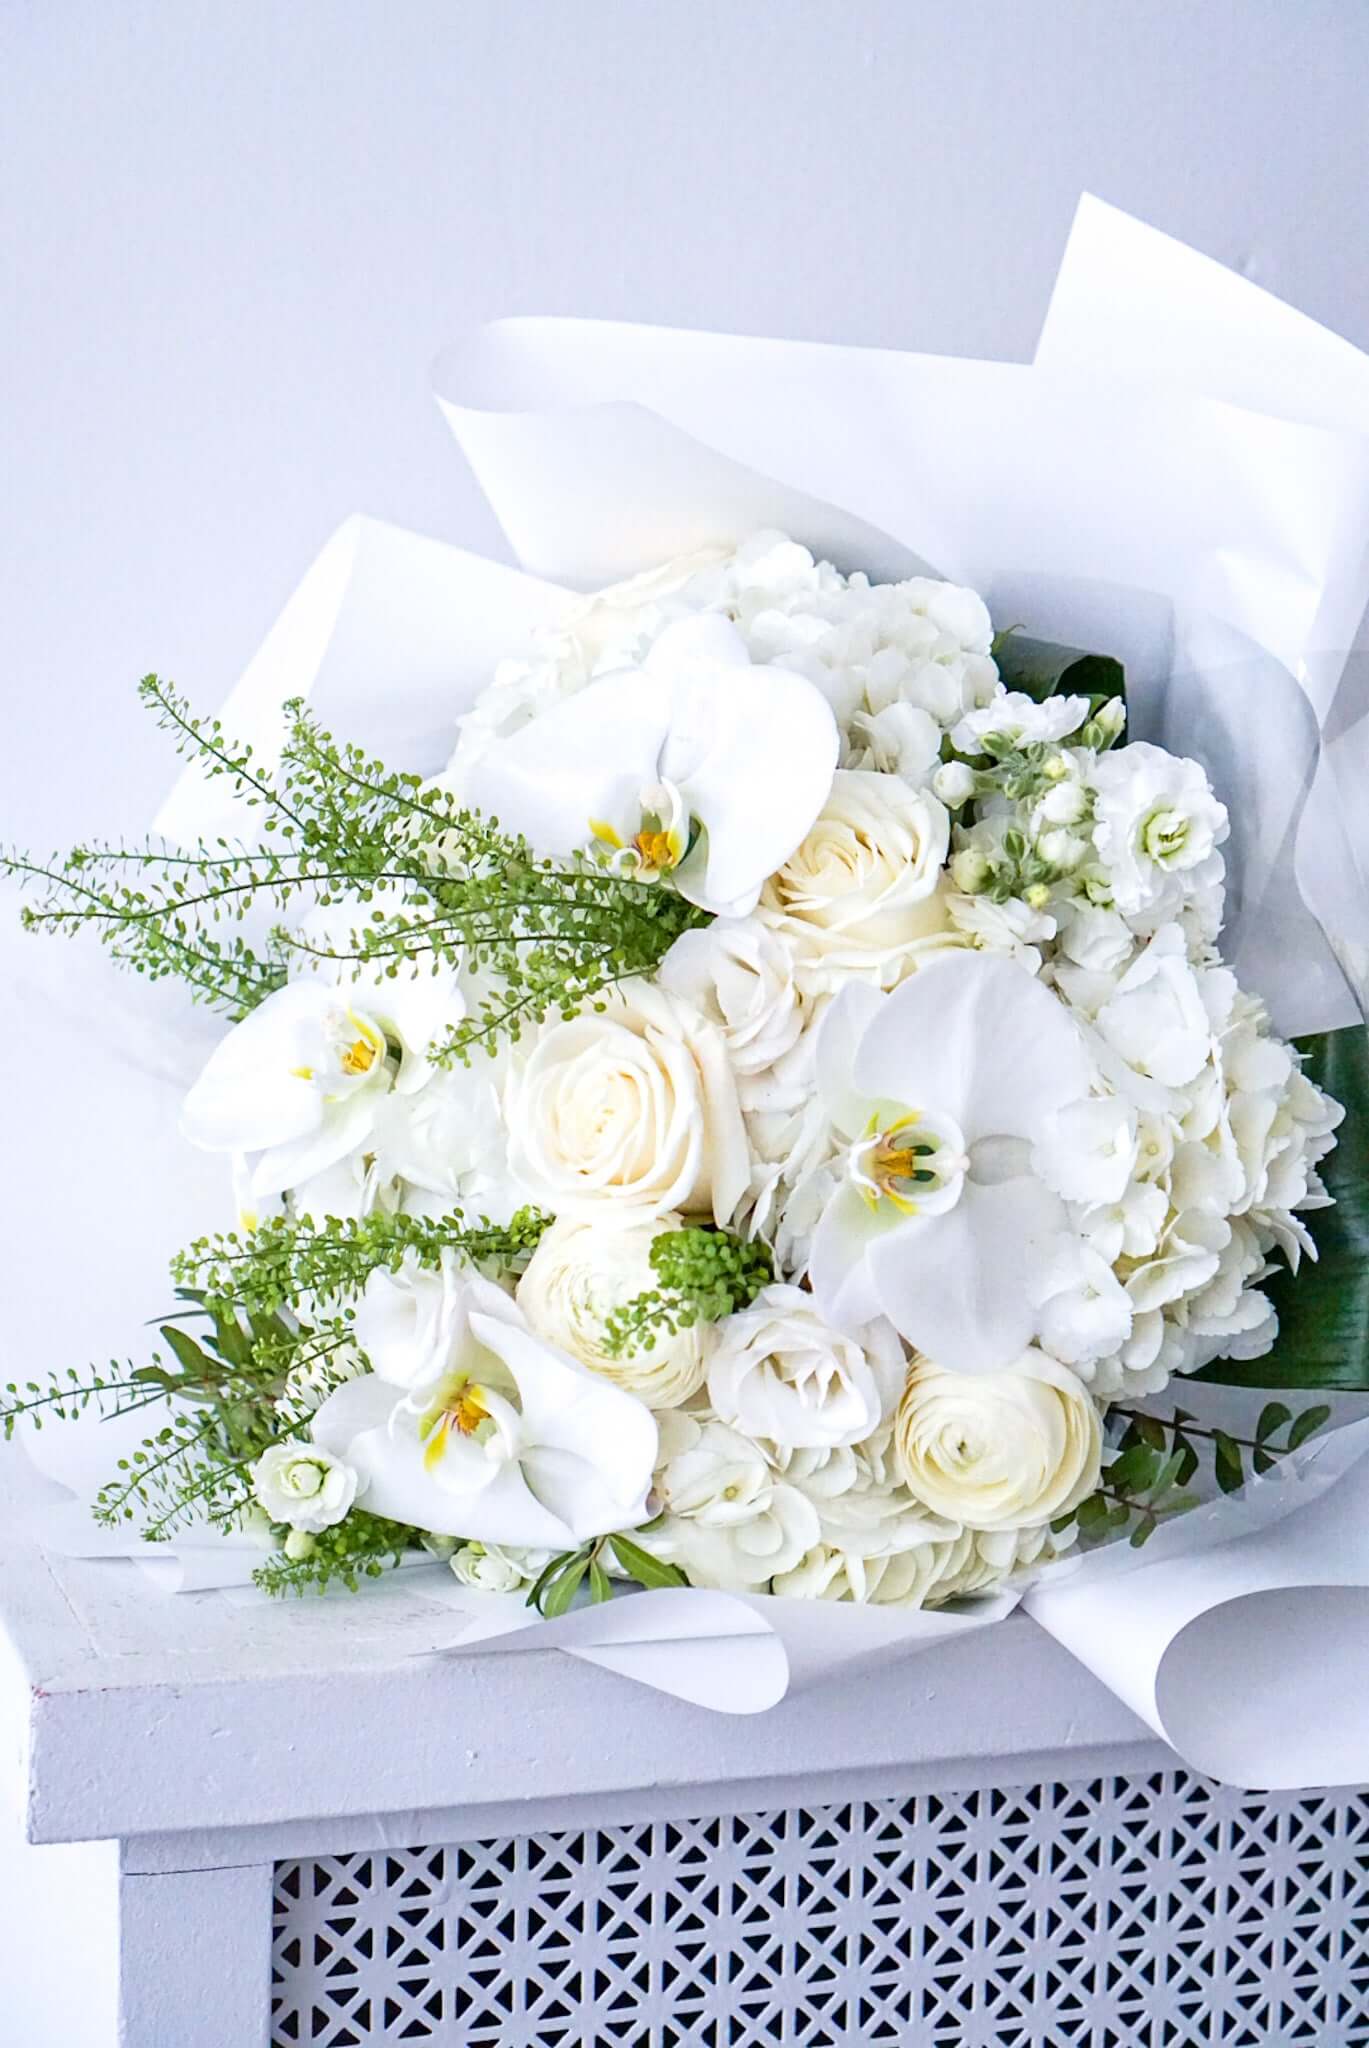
top-left (867, 1178), bottom-right (1067, 1372)
top-left (853, 953), bottom-right (1090, 1141)
top-left (472, 668), bottom-right (672, 856)
top-left (814, 981), bottom-right (887, 1137)
top-left (808, 1182), bottom-right (895, 1332)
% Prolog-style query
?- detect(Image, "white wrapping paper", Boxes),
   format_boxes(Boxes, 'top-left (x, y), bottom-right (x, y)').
top-left (21, 198), bottom-right (1369, 1787)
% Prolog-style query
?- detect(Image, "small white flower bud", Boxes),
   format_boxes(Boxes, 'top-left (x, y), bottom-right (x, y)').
top-left (283, 1529), bottom-right (317, 1562)
top-left (951, 847), bottom-right (992, 894)
top-left (933, 761), bottom-right (978, 808)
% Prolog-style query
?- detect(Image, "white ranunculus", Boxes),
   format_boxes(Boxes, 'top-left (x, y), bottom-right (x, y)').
top-left (351, 1248), bottom-right (471, 1391)
top-left (950, 689), bottom-right (1090, 754)
top-left (658, 916), bottom-right (806, 1094)
top-left (1090, 740), bottom-right (1229, 917)
top-left (311, 1275), bottom-right (657, 1549)
top-left (467, 613), bottom-right (839, 917)
top-left (758, 770), bottom-right (955, 994)
top-left (647, 1411), bottom-right (820, 1590)
top-left (706, 1285), bottom-right (905, 1450)
top-left (1095, 924), bottom-right (1214, 1091)
top-left (181, 981), bottom-right (394, 1200)
top-left (506, 981), bottom-right (749, 1226)
top-left (516, 1213), bottom-right (708, 1409)
top-left (253, 1441), bottom-right (360, 1533)
top-left (808, 953), bottom-right (1093, 1372)
top-left (894, 1350), bottom-right (1102, 1532)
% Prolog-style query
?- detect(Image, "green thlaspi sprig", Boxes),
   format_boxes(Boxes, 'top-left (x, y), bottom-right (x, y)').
top-left (251, 1510), bottom-right (419, 1597)
top-left (599, 1227), bottom-right (775, 1359)
top-left (3, 677), bottom-right (706, 1057)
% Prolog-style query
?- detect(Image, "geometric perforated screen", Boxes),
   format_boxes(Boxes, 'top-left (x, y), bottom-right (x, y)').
top-left (271, 1770), bottom-right (1369, 2046)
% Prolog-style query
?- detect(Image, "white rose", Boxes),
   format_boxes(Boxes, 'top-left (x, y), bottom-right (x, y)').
top-left (894, 1350), bottom-right (1102, 1532)
top-left (708, 1286), bottom-right (904, 1449)
top-left (507, 981), bottom-right (749, 1225)
top-left (657, 917), bottom-right (806, 1096)
top-left (351, 1248), bottom-right (470, 1391)
top-left (758, 770), bottom-right (955, 994)
top-left (516, 1214), bottom-right (708, 1409)
top-left (253, 1441), bottom-right (359, 1533)
top-left (1096, 925), bottom-right (1213, 1090)
top-left (647, 1412), bottom-right (820, 1589)
top-left (1090, 740), bottom-right (1229, 917)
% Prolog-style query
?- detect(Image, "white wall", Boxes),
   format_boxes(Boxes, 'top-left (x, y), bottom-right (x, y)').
top-left (3, 0), bottom-right (1369, 846)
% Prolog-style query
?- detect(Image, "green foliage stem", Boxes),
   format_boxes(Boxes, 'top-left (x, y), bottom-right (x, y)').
top-left (600, 1227), bottom-right (774, 1359)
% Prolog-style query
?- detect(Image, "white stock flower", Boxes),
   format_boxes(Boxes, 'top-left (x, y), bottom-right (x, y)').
top-left (1090, 740), bottom-right (1229, 917)
top-left (516, 1214), bottom-right (708, 1409)
top-left (647, 1412), bottom-right (820, 1590)
top-left (707, 1285), bottom-right (905, 1450)
top-left (658, 917), bottom-right (806, 1095)
top-left (468, 613), bottom-right (839, 917)
top-left (950, 689), bottom-right (1090, 754)
top-left (758, 770), bottom-right (954, 994)
top-left (253, 1441), bottom-right (360, 1533)
top-left (808, 954), bottom-right (1092, 1371)
top-left (311, 1275), bottom-right (657, 1549)
top-left (507, 981), bottom-right (749, 1226)
top-left (894, 1351), bottom-right (1102, 1532)
top-left (181, 981), bottom-right (394, 1200)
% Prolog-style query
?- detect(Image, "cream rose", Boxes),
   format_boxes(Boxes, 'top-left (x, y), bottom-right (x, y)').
top-left (506, 981), bottom-right (749, 1224)
top-left (516, 1213), bottom-right (708, 1409)
top-left (893, 1349), bottom-right (1102, 1532)
top-left (707, 1285), bottom-right (904, 1449)
top-left (657, 917), bottom-right (806, 1093)
top-left (758, 769), bottom-right (955, 993)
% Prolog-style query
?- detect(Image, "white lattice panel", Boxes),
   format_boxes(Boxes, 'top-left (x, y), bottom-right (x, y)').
top-left (271, 1770), bottom-right (1369, 2046)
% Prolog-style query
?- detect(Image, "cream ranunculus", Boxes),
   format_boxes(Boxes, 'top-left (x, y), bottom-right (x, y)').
top-left (506, 981), bottom-right (749, 1225)
top-left (707, 1285), bottom-right (905, 1450)
top-left (252, 1441), bottom-right (360, 1533)
top-left (758, 769), bottom-right (955, 993)
top-left (516, 1213), bottom-right (708, 1409)
top-left (893, 1349), bottom-right (1102, 1532)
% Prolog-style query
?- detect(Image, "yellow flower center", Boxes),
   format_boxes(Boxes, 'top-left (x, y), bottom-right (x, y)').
top-left (419, 1377), bottom-right (491, 1472)
top-left (339, 1036), bottom-right (378, 1076)
top-left (633, 826), bottom-right (682, 875)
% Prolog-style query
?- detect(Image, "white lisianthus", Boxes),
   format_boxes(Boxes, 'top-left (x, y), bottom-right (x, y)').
top-left (707, 1286), bottom-right (905, 1450)
top-left (351, 1248), bottom-right (471, 1391)
top-left (658, 917), bottom-right (806, 1094)
top-left (647, 1411), bottom-right (820, 1589)
top-left (450, 1541), bottom-right (554, 1594)
top-left (181, 981), bottom-right (394, 1200)
top-left (1090, 740), bottom-right (1229, 917)
top-left (311, 1275), bottom-right (657, 1549)
top-left (253, 1441), bottom-right (360, 1533)
top-left (758, 770), bottom-right (955, 994)
top-left (950, 689), bottom-right (1091, 754)
top-left (894, 1350), bottom-right (1102, 1532)
top-left (516, 1214), bottom-right (708, 1409)
top-left (507, 980), bottom-right (749, 1226)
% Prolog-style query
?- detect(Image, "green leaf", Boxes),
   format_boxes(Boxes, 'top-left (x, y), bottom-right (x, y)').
top-left (1252, 1446), bottom-right (1276, 1476)
top-left (1256, 1401), bottom-right (1293, 1442)
top-left (991, 630), bottom-right (1126, 714)
top-left (1199, 1027), bottom-right (1369, 1389)
top-left (541, 1554), bottom-right (590, 1618)
top-left (1214, 1430), bottom-right (1245, 1495)
top-left (525, 1548), bottom-right (576, 1613)
top-left (1128, 1413), bottom-right (1168, 1452)
top-left (1287, 1402), bottom-right (1332, 1451)
top-left (157, 1324), bottom-right (214, 1380)
top-left (587, 1557), bottom-right (613, 1605)
top-left (1107, 1444), bottom-right (1162, 1493)
top-left (608, 1533), bottom-right (688, 1591)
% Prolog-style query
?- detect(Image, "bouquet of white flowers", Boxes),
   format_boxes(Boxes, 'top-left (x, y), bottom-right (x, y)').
top-left (8, 198), bottom-right (1369, 1784)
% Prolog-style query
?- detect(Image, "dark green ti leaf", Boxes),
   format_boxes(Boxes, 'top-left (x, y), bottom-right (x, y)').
top-left (991, 629), bottom-right (1126, 715)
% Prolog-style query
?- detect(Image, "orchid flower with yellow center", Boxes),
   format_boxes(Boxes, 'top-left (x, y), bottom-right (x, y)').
top-left (311, 1275), bottom-right (658, 1549)
top-left (470, 614), bottom-right (839, 917)
top-left (809, 953), bottom-right (1096, 1373)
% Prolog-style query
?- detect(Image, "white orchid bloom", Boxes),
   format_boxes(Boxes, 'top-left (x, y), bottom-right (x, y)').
top-left (808, 953), bottom-right (1092, 1372)
top-left (310, 1275), bottom-right (657, 1549)
top-left (469, 613), bottom-right (839, 917)
top-left (181, 980), bottom-right (396, 1200)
